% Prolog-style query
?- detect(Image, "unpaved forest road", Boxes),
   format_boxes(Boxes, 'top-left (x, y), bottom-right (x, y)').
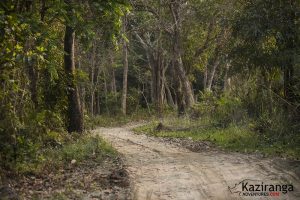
top-left (94, 124), bottom-right (300, 200)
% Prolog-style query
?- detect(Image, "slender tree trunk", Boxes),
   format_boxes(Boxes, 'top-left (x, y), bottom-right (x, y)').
top-left (77, 59), bottom-right (85, 115)
top-left (64, 1), bottom-right (83, 133)
top-left (103, 75), bottom-right (110, 114)
top-left (141, 83), bottom-right (151, 114)
top-left (23, 1), bottom-right (38, 109)
top-left (40, 0), bottom-right (46, 21)
top-left (111, 69), bottom-right (116, 93)
top-left (97, 91), bottom-right (101, 115)
top-left (90, 42), bottom-right (96, 116)
top-left (133, 31), bottom-right (159, 107)
top-left (26, 56), bottom-right (38, 108)
top-left (223, 63), bottom-right (231, 92)
top-left (283, 0), bottom-right (297, 104)
top-left (268, 80), bottom-right (273, 115)
top-left (90, 90), bottom-right (94, 116)
top-left (203, 65), bottom-right (208, 91)
top-left (94, 56), bottom-right (102, 115)
top-left (109, 53), bottom-right (117, 93)
top-left (165, 82), bottom-right (175, 108)
top-left (205, 29), bottom-right (225, 92)
top-left (171, 52), bottom-right (185, 115)
top-left (151, 56), bottom-right (157, 104)
top-left (207, 60), bottom-right (220, 91)
top-left (157, 56), bottom-right (163, 116)
top-left (156, 0), bottom-right (164, 117)
top-left (121, 16), bottom-right (128, 115)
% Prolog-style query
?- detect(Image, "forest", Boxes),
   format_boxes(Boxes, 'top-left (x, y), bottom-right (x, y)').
top-left (0, 0), bottom-right (300, 199)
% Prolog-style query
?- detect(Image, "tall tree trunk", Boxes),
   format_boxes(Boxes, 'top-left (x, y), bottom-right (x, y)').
top-left (223, 63), bottom-right (231, 92)
top-left (90, 42), bottom-right (96, 116)
top-left (96, 91), bottom-right (101, 115)
top-left (77, 59), bottom-right (86, 116)
top-left (111, 69), bottom-right (117, 93)
top-left (23, 1), bottom-right (38, 109)
top-left (109, 52), bottom-right (117, 93)
top-left (155, 0), bottom-right (164, 117)
top-left (283, 0), bottom-right (297, 106)
top-left (171, 52), bottom-right (185, 115)
top-left (81, 87), bottom-right (86, 117)
top-left (94, 56), bottom-right (102, 115)
top-left (203, 64), bottom-right (208, 91)
top-left (133, 31), bottom-right (159, 107)
top-left (170, 0), bottom-right (194, 109)
top-left (156, 56), bottom-right (164, 117)
top-left (151, 59), bottom-right (158, 106)
top-left (204, 30), bottom-right (225, 92)
top-left (104, 75), bottom-right (109, 114)
top-left (165, 81), bottom-right (175, 108)
top-left (64, 1), bottom-right (83, 133)
top-left (121, 16), bottom-right (129, 115)
top-left (206, 60), bottom-right (220, 91)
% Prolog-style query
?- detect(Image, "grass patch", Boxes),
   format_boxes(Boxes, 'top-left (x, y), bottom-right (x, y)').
top-left (9, 134), bottom-right (125, 199)
top-left (133, 118), bottom-right (300, 159)
top-left (85, 108), bottom-right (179, 128)
top-left (85, 111), bottom-right (155, 128)
top-left (15, 134), bottom-right (116, 175)
top-left (87, 115), bottom-right (133, 128)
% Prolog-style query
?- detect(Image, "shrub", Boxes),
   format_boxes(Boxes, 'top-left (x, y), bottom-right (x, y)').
top-left (214, 95), bottom-right (246, 127)
top-left (190, 92), bottom-right (217, 119)
top-left (191, 92), bottom-right (246, 127)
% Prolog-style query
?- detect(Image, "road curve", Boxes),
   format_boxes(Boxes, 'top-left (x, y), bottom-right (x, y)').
top-left (94, 125), bottom-right (300, 200)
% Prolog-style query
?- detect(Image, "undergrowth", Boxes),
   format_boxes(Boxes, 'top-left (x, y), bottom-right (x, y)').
top-left (14, 134), bottom-right (116, 175)
top-left (85, 109), bottom-right (157, 128)
top-left (134, 118), bottom-right (300, 160)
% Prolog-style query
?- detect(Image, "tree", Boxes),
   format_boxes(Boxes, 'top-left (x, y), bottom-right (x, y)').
top-left (121, 15), bottom-right (129, 115)
top-left (64, 0), bottom-right (84, 133)
top-left (169, 0), bottom-right (195, 108)
top-left (231, 0), bottom-right (300, 115)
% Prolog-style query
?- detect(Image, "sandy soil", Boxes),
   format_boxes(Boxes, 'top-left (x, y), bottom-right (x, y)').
top-left (94, 124), bottom-right (300, 200)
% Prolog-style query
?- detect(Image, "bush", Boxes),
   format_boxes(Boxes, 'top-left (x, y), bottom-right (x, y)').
top-left (214, 95), bottom-right (246, 127)
top-left (58, 136), bottom-right (116, 163)
top-left (0, 108), bottom-right (66, 170)
top-left (190, 92), bottom-right (216, 119)
top-left (191, 92), bottom-right (246, 127)
top-left (104, 92), bottom-right (121, 115)
top-left (15, 135), bottom-right (116, 174)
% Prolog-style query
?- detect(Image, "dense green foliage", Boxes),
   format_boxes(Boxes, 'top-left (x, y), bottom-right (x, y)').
top-left (0, 0), bottom-right (127, 171)
top-left (0, 0), bottom-right (299, 175)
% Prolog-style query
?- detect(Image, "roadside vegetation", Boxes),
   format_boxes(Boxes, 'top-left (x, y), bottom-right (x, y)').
top-left (13, 134), bottom-right (116, 175)
top-left (135, 119), bottom-right (300, 159)
top-left (1, 133), bottom-right (119, 199)
top-left (134, 93), bottom-right (300, 159)
top-left (85, 110), bottom-right (153, 128)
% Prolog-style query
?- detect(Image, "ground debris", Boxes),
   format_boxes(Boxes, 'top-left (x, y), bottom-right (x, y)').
top-left (157, 136), bottom-right (214, 152)
top-left (12, 157), bottom-right (131, 199)
top-left (0, 185), bottom-right (20, 200)
top-left (155, 122), bottom-right (171, 131)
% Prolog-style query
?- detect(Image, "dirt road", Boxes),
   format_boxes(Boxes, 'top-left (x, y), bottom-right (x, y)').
top-left (94, 125), bottom-right (300, 200)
